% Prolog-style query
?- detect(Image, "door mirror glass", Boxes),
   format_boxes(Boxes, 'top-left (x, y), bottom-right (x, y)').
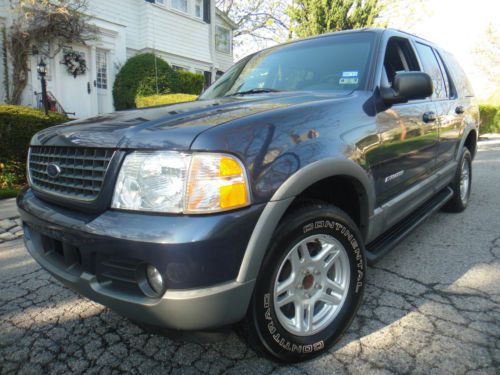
top-left (381, 71), bottom-right (433, 105)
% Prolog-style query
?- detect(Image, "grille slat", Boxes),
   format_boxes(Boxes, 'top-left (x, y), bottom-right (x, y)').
top-left (29, 146), bottom-right (115, 201)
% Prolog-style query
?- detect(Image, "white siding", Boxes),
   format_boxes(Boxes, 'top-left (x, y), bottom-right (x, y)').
top-left (86, 0), bottom-right (141, 50)
top-left (142, 3), bottom-right (211, 63)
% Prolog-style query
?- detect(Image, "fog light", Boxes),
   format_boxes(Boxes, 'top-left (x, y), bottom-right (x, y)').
top-left (146, 265), bottom-right (164, 294)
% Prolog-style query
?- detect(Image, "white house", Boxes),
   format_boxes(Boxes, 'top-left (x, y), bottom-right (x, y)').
top-left (0, 0), bottom-right (236, 117)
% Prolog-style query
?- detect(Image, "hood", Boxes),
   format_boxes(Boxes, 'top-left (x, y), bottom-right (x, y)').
top-left (31, 91), bottom-right (352, 150)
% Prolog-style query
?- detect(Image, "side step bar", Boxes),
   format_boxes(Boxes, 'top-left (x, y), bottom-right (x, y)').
top-left (365, 187), bottom-right (454, 265)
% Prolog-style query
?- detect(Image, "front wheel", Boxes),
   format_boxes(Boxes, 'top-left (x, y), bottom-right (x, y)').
top-left (442, 147), bottom-right (472, 213)
top-left (240, 202), bottom-right (366, 362)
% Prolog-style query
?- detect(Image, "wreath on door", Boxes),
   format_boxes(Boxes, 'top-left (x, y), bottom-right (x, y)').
top-left (62, 50), bottom-right (87, 78)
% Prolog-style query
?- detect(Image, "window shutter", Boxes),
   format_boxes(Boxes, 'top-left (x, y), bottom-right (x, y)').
top-left (145, 0), bottom-right (154, 3)
top-left (203, 71), bottom-right (212, 88)
top-left (203, 0), bottom-right (211, 23)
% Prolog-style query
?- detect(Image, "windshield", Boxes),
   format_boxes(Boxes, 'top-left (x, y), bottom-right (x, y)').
top-left (200, 32), bottom-right (375, 99)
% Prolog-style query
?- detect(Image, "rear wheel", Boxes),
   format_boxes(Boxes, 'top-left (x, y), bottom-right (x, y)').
top-left (443, 147), bottom-right (472, 213)
top-left (240, 202), bottom-right (366, 362)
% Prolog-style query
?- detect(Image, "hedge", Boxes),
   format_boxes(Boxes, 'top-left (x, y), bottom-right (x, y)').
top-left (135, 94), bottom-right (198, 108)
top-left (0, 105), bottom-right (68, 163)
top-left (177, 71), bottom-right (204, 95)
top-left (479, 104), bottom-right (500, 134)
top-left (113, 53), bottom-right (180, 110)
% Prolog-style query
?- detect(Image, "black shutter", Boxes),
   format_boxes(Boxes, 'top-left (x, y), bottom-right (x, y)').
top-left (203, 0), bottom-right (211, 23)
top-left (145, 0), bottom-right (155, 3)
top-left (204, 71), bottom-right (212, 88)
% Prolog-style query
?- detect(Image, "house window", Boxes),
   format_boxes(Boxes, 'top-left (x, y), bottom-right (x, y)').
top-left (96, 49), bottom-right (108, 89)
top-left (195, 0), bottom-right (203, 18)
top-left (154, 0), bottom-right (165, 4)
top-left (215, 26), bottom-right (230, 53)
top-left (172, 0), bottom-right (187, 12)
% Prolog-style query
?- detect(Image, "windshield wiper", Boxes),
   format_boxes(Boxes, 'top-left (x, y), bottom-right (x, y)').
top-left (225, 88), bottom-right (283, 97)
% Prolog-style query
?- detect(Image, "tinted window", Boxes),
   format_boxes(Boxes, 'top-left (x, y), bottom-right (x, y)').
top-left (433, 50), bottom-right (452, 97)
top-left (441, 51), bottom-right (475, 98)
top-left (200, 33), bottom-right (375, 99)
top-left (383, 38), bottom-right (420, 84)
top-left (415, 43), bottom-right (447, 99)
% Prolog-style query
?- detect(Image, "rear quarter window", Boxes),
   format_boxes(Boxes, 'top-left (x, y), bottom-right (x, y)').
top-left (440, 51), bottom-right (475, 98)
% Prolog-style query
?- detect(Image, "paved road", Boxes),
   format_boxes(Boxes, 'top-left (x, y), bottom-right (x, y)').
top-left (1, 145), bottom-right (499, 374)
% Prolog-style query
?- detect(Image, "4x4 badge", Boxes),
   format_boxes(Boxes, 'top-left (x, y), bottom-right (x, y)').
top-left (47, 163), bottom-right (62, 178)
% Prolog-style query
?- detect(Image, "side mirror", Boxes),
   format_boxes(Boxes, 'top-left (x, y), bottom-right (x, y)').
top-left (381, 71), bottom-right (433, 105)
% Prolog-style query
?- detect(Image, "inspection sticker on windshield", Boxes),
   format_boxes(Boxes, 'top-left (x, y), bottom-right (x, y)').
top-left (339, 77), bottom-right (359, 84)
top-left (342, 71), bottom-right (359, 77)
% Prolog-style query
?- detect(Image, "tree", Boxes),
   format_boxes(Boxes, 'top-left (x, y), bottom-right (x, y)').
top-left (5, 0), bottom-right (97, 105)
top-left (112, 53), bottom-right (180, 110)
top-left (288, 0), bottom-right (381, 38)
top-left (216, 0), bottom-right (290, 58)
top-left (473, 23), bottom-right (500, 104)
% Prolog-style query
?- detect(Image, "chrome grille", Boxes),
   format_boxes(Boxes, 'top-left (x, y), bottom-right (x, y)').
top-left (29, 146), bottom-right (115, 200)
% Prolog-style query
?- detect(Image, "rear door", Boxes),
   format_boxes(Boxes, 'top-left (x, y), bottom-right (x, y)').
top-left (413, 43), bottom-right (462, 168)
top-left (372, 37), bottom-right (439, 205)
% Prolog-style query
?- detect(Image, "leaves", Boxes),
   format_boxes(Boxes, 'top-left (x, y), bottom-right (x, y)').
top-left (287, 0), bottom-right (381, 38)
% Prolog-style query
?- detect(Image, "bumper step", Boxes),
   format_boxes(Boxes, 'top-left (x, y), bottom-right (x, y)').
top-left (365, 187), bottom-right (453, 264)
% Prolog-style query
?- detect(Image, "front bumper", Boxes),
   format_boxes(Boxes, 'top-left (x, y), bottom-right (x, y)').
top-left (17, 189), bottom-right (262, 330)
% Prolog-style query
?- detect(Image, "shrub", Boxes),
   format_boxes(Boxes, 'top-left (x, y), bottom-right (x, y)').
top-left (0, 105), bottom-right (68, 163)
top-left (479, 104), bottom-right (500, 134)
top-left (177, 71), bottom-right (204, 95)
top-left (113, 53), bottom-right (180, 110)
top-left (135, 94), bottom-right (198, 108)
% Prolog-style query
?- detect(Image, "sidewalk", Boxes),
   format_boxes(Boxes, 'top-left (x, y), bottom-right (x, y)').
top-left (0, 198), bottom-right (18, 220)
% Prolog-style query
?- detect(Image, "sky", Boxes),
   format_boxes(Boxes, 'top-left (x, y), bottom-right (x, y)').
top-left (233, 0), bottom-right (500, 102)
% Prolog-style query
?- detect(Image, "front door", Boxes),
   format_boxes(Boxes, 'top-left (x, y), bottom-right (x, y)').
top-left (371, 37), bottom-right (439, 205)
top-left (96, 48), bottom-right (110, 114)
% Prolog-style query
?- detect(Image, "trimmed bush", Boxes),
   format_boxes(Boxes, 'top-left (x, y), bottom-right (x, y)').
top-left (178, 71), bottom-right (204, 95)
top-left (135, 94), bottom-right (198, 108)
top-left (0, 105), bottom-right (68, 163)
top-left (113, 53), bottom-right (180, 110)
top-left (479, 104), bottom-right (500, 134)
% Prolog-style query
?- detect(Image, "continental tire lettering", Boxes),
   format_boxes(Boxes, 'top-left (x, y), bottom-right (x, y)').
top-left (302, 220), bottom-right (365, 294)
top-left (262, 293), bottom-right (324, 353)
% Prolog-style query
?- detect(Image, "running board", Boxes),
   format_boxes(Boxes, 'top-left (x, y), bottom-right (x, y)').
top-left (365, 187), bottom-right (453, 265)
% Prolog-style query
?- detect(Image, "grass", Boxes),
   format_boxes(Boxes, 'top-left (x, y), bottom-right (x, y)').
top-left (0, 188), bottom-right (20, 199)
top-left (135, 93), bottom-right (198, 108)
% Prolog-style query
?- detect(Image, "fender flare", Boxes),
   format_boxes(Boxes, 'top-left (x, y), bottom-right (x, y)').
top-left (236, 157), bottom-right (375, 283)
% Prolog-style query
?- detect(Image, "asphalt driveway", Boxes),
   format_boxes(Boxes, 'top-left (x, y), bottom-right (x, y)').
top-left (1, 144), bottom-right (499, 374)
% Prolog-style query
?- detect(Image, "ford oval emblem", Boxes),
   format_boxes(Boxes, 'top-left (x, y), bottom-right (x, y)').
top-left (47, 163), bottom-right (62, 178)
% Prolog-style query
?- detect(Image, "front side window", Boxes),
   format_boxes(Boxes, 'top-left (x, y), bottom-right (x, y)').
top-left (172, 0), bottom-right (187, 13)
top-left (415, 43), bottom-right (447, 99)
top-left (201, 32), bottom-right (375, 99)
top-left (215, 26), bottom-right (231, 53)
top-left (383, 37), bottom-right (420, 85)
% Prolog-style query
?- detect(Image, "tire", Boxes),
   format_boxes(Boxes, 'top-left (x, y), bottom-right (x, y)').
top-left (442, 147), bottom-right (472, 213)
top-left (240, 202), bottom-right (366, 362)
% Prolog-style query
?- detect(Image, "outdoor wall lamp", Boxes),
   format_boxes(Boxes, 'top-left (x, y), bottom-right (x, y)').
top-left (37, 58), bottom-right (49, 115)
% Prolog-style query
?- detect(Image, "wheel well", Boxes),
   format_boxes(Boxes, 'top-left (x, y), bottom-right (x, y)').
top-left (464, 130), bottom-right (477, 159)
top-left (285, 175), bottom-right (367, 235)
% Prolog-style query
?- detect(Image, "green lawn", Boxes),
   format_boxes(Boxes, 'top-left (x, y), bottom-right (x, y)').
top-left (0, 188), bottom-right (20, 200)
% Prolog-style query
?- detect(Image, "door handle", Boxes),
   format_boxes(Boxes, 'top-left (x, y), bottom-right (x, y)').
top-left (423, 111), bottom-right (436, 123)
top-left (455, 105), bottom-right (465, 114)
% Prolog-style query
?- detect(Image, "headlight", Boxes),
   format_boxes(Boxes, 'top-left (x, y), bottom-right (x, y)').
top-left (112, 151), bottom-right (250, 214)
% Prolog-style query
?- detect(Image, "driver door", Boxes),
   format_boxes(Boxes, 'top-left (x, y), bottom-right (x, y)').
top-left (372, 37), bottom-right (439, 206)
